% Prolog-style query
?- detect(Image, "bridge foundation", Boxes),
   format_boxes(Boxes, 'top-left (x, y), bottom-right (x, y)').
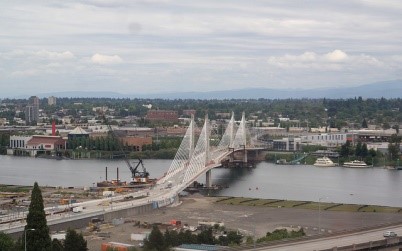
top-left (206, 170), bottom-right (212, 187)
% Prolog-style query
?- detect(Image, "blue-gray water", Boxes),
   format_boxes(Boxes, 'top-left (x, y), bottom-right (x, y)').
top-left (1, 155), bottom-right (402, 207)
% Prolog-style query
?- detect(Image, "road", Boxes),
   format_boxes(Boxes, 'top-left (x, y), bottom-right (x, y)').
top-left (252, 226), bottom-right (402, 251)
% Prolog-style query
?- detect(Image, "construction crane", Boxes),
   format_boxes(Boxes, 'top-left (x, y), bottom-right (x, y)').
top-left (103, 116), bottom-right (150, 185)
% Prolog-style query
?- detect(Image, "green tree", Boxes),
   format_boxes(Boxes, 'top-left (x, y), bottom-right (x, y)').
top-left (64, 229), bottom-right (88, 251)
top-left (340, 141), bottom-right (352, 157)
top-left (361, 143), bottom-right (368, 158)
top-left (51, 239), bottom-right (64, 251)
top-left (388, 143), bottom-right (400, 161)
top-left (361, 118), bottom-right (368, 128)
top-left (355, 142), bottom-right (362, 157)
top-left (0, 232), bottom-right (15, 250)
top-left (144, 225), bottom-right (165, 251)
top-left (393, 124), bottom-right (400, 134)
top-left (197, 228), bottom-right (215, 245)
top-left (25, 182), bottom-right (52, 251)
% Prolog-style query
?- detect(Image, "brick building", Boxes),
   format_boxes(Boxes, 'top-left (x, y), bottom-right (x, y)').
top-left (145, 110), bottom-right (178, 122)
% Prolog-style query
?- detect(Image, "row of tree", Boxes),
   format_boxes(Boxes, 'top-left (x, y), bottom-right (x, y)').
top-left (3, 97), bottom-right (402, 129)
top-left (143, 225), bottom-right (242, 251)
top-left (0, 182), bottom-right (88, 251)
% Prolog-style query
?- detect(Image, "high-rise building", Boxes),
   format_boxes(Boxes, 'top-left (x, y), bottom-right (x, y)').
top-left (29, 96), bottom-right (40, 107)
top-left (48, 96), bottom-right (57, 105)
top-left (25, 96), bottom-right (40, 125)
top-left (25, 105), bottom-right (39, 125)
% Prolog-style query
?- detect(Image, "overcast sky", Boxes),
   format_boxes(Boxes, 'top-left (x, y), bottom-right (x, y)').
top-left (1, 0), bottom-right (402, 98)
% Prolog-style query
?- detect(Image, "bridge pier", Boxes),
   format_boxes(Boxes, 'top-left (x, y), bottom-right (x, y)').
top-left (206, 170), bottom-right (212, 188)
top-left (244, 149), bottom-right (247, 163)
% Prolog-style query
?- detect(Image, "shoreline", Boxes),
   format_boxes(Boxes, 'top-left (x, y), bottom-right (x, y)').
top-left (2, 183), bottom-right (401, 213)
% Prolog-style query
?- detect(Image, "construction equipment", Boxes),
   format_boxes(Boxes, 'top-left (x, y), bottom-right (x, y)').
top-left (102, 116), bottom-right (151, 185)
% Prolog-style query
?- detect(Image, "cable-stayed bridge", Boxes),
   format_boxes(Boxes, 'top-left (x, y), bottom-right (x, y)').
top-left (1, 112), bottom-right (264, 234)
top-left (155, 112), bottom-right (262, 200)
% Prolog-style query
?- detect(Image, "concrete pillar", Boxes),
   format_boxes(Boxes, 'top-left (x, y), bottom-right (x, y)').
top-left (206, 170), bottom-right (212, 187)
top-left (244, 148), bottom-right (247, 164)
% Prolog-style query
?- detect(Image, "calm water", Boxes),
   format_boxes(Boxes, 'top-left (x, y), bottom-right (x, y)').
top-left (1, 155), bottom-right (402, 207)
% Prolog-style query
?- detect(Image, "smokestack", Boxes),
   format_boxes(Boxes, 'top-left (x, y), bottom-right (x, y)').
top-left (52, 120), bottom-right (56, 136)
top-left (105, 166), bottom-right (108, 181)
top-left (117, 167), bottom-right (119, 181)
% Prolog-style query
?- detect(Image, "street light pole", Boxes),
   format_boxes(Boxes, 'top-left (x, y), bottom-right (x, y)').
top-left (24, 228), bottom-right (35, 251)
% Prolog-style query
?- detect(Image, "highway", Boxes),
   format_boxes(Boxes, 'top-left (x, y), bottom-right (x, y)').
top-left (0, 181), bottom-right (176, 233)
top-left (250, 225), bottom-right (402, 251)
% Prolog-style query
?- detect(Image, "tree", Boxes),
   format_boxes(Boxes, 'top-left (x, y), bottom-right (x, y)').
top-left (24, 182), bottom-right (52, 251)
top-left (144, 225), bottom-right (165, 251)
top-left (0, 232), bottom-right (15, 250)
top-left (51, 239), bottom-right (64, 251)
top-left (362, 118), bottom-right (368, 128)
top-left (197, 228), bottom-right (215, 245)
top-left (340, 141), bottom-right (352, 157)
top-left (361, 143), bottom-right (368, 158)
top-left (355, 142), bottom-right (362, 158)
top-left (392, 124), bottom-right (400, 134)
top-left (388, 143), bottom-right (400, 161)
top-left (64, 229), bottom-right (88, 251)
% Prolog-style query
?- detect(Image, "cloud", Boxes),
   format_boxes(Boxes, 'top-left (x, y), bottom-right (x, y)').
top-left (91, 53), bottom-right (123, 65)
top-left (266, 50), bottom-right (378, 70)
top-left (34, 50), bottom-right (75, 60)
top-left (325, 50), bottom-right (348, 62)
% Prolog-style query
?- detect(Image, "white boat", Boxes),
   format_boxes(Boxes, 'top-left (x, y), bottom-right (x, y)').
top-left (313, 157), bottom-right (336, 167)
top-left (343, 160), bottom-right (368, 168)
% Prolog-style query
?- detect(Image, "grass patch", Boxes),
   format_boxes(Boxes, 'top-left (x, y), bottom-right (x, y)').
top-left (265, 200), bottom-right (307, 208)
top-left (239, 198), bottom-right (259, 204)
top-left (215, 197), bottom-right (233, 203)
top-left (213, 196), bottom-right (402, 213)
top-left (326, 204), bottom-right (361, 212)
top-left (0, 185), bottom-right (30, 193)
top-left (361, 206), bottom-right (400, 213)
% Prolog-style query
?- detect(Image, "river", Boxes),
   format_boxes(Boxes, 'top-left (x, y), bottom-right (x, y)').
top-left (1, 155), bottom-right (402, 207)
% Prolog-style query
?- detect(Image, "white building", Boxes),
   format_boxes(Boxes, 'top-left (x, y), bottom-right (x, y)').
top-left (301, 133), bottom-right (348, 147)
top-left (48, 96), bottom-right (57, 105)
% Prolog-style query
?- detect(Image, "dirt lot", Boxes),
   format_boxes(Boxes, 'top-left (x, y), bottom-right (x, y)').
top-left (85, 194), bottom-right (402, 251)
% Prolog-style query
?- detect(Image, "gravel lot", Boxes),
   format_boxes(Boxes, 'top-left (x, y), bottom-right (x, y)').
top-left (86, 194), bottom-right (402, 251)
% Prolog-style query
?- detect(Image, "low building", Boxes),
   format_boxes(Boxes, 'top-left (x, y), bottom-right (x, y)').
top-left (353, 129), bottom-right (397, 142)
top-left (182, 109), bottom-right (196, 117)
top-left (26, 136), bottom-right (66, 156)
top-left (273, 137), bottom-right (301, 151)
top-left (0, 118), bottom-right (7, 126)
top-left (146, 110), bottom-right (178, 122)
top-left (9, 135), bottom-right (66, 156)
top-left (175, 244), bottom-right (222, 251)
top-left (120, 136), bottom-right (152, 151)
top-left (68, 126), bottom-right (89, 141)
top-left (8, 135), bottom-right (32, 155)
top-left (301, 133), bottom-right (348, 148)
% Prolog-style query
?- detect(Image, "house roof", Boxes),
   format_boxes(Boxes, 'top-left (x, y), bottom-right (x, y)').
top-left (27, 136), bottom-right (65, 146)
top-left (177, 244), bottom-right (221, 251)
top-left (69, 126), bottom-right (89, 135)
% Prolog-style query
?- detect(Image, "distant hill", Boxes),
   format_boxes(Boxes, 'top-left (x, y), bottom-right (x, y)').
top-left (28, 79), bottom-right (402, 99)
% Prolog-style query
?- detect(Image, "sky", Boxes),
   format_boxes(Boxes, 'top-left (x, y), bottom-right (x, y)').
top-left (1, 0), bottom-right (402, 98)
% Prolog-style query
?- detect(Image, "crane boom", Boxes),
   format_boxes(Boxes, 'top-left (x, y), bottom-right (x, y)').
top-left (104, 117), bottom-right (150, 184)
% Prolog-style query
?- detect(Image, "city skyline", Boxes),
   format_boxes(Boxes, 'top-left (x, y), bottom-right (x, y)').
top-left (1, 1), bottom-right (402, 97)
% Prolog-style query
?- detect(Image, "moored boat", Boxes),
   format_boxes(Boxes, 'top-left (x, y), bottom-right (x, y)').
top-left (343, 160), bottom-right (368, 168)
top-left (313, 157), bottom-right (336, 167)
